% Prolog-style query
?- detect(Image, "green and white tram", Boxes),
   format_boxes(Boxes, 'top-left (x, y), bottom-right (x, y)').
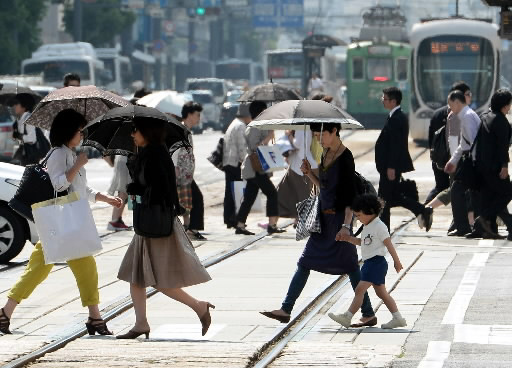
top-left (409, 18), bottom-right (500, 141)
top-left (346, 41), bottom-right (411, 129)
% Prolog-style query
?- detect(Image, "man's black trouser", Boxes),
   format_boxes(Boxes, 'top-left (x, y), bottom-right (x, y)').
top-left (189, 180), bottom-right (204, 231)
top-left (378, 171), bottom-right (424, 231)
top-left (236, 172), bottom-right (278, 224)
top-left (223, 164), bottom-right (242, 227)
top-left (450, 179), bottom-right (480, 234)
top-left (477, 168), bottom-right (512, 232)
top-left (425, 162), bottom-right (450, 204)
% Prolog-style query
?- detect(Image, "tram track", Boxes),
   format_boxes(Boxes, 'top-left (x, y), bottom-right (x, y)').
top-left (246, 147), bottom-right (428, 367)
top-left (3, 139), bottom-right (429, 367)
top-left (247, 217), bottom-right (421, 368)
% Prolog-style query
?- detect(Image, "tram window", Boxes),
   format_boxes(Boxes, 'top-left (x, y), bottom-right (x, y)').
top-left (396, 58), bottom-right (408, 81)
top-left (352, 58), bottom-right (363, 80)
top-left (367, 59), bottom-right (392, 81)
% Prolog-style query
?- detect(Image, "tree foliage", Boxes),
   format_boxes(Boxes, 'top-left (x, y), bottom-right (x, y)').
top-left (0, 0), bottom-right (48, 74)
top-left (63, 0), bottom-right (135, 47)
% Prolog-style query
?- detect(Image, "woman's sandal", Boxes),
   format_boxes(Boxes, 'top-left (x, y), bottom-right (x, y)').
top-left (0, 308), bottom-right (11, 334)
top-left (85, 317), bottom-right (113, 336)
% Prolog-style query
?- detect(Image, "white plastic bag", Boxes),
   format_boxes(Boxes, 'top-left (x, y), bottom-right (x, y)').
top-left (231, 180), bottom-right (263, 213)
top-left (257, 145), bottom-right (287, 173)
top-left (32, 192), bottom-right (103, 264)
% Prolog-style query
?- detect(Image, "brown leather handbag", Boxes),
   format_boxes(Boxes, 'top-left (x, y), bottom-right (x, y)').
top-left (249, 151), bottom-right (264, 174)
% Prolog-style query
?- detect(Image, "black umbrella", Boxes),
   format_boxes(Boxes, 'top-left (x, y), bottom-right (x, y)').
top-left (237, 82), bottom-right (302, 102)
top-left (0, 83), bottom-right (41, 105)
top-left (82, 105), bottom-right (190, 156)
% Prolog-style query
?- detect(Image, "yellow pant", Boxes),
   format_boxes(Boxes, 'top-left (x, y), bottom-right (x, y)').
top-left (8, 242), bottom-right (100, 307)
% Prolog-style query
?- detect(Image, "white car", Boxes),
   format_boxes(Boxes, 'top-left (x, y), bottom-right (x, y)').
top-left (0, 163), bottom-right (38, 263)
top-left (186, 90), bottom-right (221, 131)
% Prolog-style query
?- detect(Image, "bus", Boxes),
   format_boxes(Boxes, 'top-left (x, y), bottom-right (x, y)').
top-left (215, 59), bottom-right (264, 87)
top-left (21, 42), bottom-right (108, 88)
top-left (409, 18), bottom-right (500, 141)
top-left (96, 48), bottom-right (132, 94)
top-left (264, 49), bottom-right (303, 92)
top-left (346, 41), bottom-right (411, 129)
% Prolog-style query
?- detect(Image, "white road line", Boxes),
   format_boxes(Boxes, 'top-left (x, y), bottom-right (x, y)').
top-left (477, 239), bottom-right (494, 247)
top-left (417, 341), bottom-right (452, 368)
top-left (454, 324), bottom-right (512, 346)
top-left (441, 252), bottom-right (489, 325)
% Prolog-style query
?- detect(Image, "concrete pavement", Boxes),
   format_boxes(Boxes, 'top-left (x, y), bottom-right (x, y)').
top-left (2, 130), bottom-right (512, 367)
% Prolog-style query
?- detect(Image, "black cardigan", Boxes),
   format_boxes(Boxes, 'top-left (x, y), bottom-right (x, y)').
top-left (126, 144), bottom-right (180, 212)
top-left (321, 148), bottom-right (357, 213)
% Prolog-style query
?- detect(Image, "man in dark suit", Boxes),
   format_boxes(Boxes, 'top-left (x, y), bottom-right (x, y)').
top-left (375, 87), bottom-right (433, 231)
top-left (473, 89), bottom-right (512, 239)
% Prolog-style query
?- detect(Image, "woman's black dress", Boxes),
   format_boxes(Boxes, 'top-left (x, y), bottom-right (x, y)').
top-left (298, 148), bottom-right (359, 275)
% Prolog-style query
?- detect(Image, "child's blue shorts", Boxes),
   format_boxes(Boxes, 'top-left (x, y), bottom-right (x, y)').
top-left (361, 255), bottom-right (388, 285)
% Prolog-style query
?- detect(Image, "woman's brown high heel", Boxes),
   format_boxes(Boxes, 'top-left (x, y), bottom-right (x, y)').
top-left (85, 317), bottom-right (113, 336)
top-left (199, 302), bottom-right (215, 336)
top-left (116, 329), bottom-right (150, 339)
top-left (0, 308), bottom-right (11, 334)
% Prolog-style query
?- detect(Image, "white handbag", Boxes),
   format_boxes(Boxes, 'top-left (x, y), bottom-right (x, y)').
top-left (32, 192), bottom-right (103, 264)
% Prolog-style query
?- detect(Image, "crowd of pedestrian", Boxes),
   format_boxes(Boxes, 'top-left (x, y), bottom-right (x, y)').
top-left (1, 69), bottom-right (512, 339)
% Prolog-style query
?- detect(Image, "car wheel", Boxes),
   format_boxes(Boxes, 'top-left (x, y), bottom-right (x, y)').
top-left (0, 206), bottom-right (27, 264)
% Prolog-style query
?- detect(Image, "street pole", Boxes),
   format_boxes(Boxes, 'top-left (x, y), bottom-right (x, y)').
top-left (73, 0), bottom-right (82, 41)
top-left (188, 17), bottom-right (196, 77)
top-left (456, 0), bottom-right (459, 17)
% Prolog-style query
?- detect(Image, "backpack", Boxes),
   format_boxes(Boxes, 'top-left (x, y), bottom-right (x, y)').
top-left (354, 171), bottom-right (377, 196)
top-left (430, 125), bottom-right (450, 169)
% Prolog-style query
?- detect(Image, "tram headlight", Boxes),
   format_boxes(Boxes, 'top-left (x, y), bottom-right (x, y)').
top-left (417, 110), bottom-right (434, 119)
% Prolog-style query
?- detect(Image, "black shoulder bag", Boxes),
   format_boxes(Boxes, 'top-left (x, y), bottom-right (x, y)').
top-left (454, 125), bottom-right (482, 190)
top-left (207, 137), bottom-right (224, 171)
top-left (9, 148), bottom-right (68, 222)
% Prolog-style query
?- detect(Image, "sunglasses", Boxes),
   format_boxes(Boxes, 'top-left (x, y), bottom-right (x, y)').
top-left (131, 125), bottom-right (138, 134)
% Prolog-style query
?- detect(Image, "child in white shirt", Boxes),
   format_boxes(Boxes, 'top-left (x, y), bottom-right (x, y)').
top-left (329, 193), bottom-right (407, 329)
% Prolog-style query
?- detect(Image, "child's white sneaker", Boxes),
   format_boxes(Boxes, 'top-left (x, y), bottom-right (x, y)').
top-left (381, 316), bottom-right (407, 329)
top-left (328, 312), bottom-right (352, 328)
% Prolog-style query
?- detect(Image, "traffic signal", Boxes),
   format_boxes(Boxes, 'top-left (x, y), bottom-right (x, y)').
top-left (196, 7), bottom-right (205, 15)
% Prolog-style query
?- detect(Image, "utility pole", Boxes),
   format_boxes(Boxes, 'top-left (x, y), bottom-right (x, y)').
top-left (456, 0), bottom-right (459, 16)
top-left (73, 0), bottom-right (83, 41)
top-left (188, 16), bottom-right (196, 77)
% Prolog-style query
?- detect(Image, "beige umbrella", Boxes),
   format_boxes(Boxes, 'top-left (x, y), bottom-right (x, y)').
top-left (25, 85), bottom-right (130, 129)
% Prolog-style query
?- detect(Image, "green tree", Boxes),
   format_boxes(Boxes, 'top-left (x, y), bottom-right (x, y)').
top-left (0, 0), bottom-right (48, 74)
top-left (63, 0), bottom-right (135, 47)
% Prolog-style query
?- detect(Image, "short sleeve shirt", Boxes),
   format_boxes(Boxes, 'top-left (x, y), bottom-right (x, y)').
top-left (360, 217), bottom-right (390, 261)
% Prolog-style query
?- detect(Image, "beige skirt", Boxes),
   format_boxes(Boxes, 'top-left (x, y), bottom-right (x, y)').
top-left (277, 168), bottom-right (314, 218)
top-left (117, 218), bottom-right (211, 288)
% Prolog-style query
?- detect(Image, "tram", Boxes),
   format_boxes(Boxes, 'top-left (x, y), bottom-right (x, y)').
top-left (346, 40), bottom-right (411, 128)
top-left (409, 18), bottom-right (500, 141)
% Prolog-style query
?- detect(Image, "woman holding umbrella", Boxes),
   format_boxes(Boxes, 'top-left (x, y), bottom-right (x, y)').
top-left (260, 122), bottom-right (376, 327)
top-left (116, 117), bottom-right (213, 339)
top-left (0, 109), bottom-right (123, 335)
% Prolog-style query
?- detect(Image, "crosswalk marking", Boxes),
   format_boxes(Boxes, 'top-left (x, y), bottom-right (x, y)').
top-left (417, 341), bottom-right (452, 368)
top-left (454, 324), bottom-right (512, 346)
top-left (441, 252), bottom-right (489, 325)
